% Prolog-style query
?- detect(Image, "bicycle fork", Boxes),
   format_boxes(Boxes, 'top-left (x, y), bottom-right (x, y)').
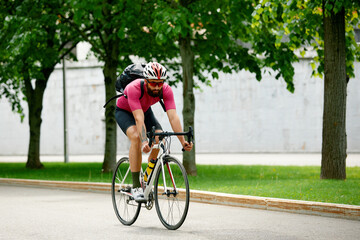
top-left (161, 160), bottom-right (178, 197)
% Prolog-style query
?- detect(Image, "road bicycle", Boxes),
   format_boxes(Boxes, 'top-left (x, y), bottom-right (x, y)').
top-left (111, 126), bottom-right (193, 230)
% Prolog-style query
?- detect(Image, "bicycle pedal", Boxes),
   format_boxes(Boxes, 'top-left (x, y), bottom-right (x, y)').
top-left (119, 187), bottom-right (131, 193)
top-left (135, 198), bottom-right (147, 203)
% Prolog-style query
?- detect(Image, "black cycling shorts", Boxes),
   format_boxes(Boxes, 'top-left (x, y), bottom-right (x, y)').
top-left (115, 107), bottom-right (162, 135)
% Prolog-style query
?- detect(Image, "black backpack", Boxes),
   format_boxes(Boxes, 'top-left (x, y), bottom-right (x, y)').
top-left (116, 63), bottom-right (146, 92)
top-left (103, 63), bottom-right (166, 111)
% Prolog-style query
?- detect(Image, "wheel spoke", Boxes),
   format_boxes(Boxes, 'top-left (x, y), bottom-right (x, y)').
top-left (111, 157), bottom-right (141, 226)
top-left (154, 156), bottom-right (189, 230)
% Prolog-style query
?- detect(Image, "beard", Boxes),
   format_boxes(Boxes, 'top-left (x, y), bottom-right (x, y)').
top-left (147, 87), bottom-right (163, 98)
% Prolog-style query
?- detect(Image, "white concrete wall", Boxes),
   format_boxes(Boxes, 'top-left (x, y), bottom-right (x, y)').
top-left (0, 57), bottom-right (359, 155)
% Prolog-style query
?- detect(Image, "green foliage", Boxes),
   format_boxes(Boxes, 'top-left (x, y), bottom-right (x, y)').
top-left (0, 0), bottom-right (80, 120)
top-left (251, 0), bottom-right (360, 83)
top-left (65, 0), bottom-right (176, 72)
top-left (2, 0), bottom-right (358, 113)
top-left (151, 0), bottom-right (263, 88)
top-left (0, 9), bottom-right (24, 120)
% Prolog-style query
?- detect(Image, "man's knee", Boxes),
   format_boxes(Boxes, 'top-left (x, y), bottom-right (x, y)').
top-left (127, 126), bottom-right (140, 143)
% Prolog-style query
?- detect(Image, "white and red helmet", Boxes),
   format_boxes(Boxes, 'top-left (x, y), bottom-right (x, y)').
top-left (143, 62), bottom-right (168, 80)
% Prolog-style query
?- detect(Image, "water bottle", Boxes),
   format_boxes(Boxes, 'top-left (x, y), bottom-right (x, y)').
top-left (144, 159), bottom-right (157, 182)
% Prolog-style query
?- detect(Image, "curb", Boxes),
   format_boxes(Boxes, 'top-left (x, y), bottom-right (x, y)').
top-left (1, 178), bottom-right (359, 221)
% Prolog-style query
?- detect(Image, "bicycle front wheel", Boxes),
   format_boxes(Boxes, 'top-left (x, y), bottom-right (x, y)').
top-left (111, 157), bottom-right (141, 226)
top-left (154, 155), bottom-right (190, 230)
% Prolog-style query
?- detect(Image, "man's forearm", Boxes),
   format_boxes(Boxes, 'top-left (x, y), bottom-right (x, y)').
top-left (168, 111), bottom-right (186, 145)
top-left (137, 123), bottom-right (147, 143)
top-left (133, 109), bottom-right (148, 144)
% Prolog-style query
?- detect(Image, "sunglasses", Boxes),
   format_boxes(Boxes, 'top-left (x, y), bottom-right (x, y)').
top-left (147, 80), bottom-right (164, 87)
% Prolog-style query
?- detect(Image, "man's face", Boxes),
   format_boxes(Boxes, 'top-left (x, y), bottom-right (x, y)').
top-left (146, 79), bottom-right (164, 97)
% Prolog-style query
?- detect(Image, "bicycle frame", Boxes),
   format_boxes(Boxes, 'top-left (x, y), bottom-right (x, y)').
top-left (117, 140), bottom-right (178, 202)
top-left (142, 141), bottom-right (175, 200)
top-left (112, 127), bottom-right (192, 230)
top-left (116, 126), bottom-right (193, 201)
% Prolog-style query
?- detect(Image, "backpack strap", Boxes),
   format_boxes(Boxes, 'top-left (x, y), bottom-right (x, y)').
top-left (159, 98), bottom-right (166, 112)
top-left (140, 80), bottom-right (144, 99)
top-left (103, 93), bottom-right (124, 108)
top-left (103, 80), bottom-right (145, 108)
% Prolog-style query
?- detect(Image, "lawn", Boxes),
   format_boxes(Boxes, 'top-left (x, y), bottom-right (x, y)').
top-left (0, 162), bottom-right (359, 205)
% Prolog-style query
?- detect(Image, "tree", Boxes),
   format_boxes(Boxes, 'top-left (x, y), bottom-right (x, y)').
top-left (152, 0), bottom-right (262, 175)
top-left (64, 0), bottom-right (176, 172)
top-left (250, 0), bottom-right (360, 179)
top-left (0, 0), bottom-right (79, 169)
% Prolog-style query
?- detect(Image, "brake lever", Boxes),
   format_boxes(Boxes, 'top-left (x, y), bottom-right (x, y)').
top-left (148, 126), bottom-right (156, 147)
top-left (182, 127), bottom-right (194, 152)
top-left (188, 126), bottom-right (193, 143)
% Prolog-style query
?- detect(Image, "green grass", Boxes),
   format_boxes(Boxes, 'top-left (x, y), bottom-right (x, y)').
top-left (0, 162), bottom-right (359, 206)
top-left (189, 165), bottom-right (360, 205)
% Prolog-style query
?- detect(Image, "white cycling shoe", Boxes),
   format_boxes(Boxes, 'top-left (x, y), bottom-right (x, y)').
top-left (131, 187), bottom-right (146, 203)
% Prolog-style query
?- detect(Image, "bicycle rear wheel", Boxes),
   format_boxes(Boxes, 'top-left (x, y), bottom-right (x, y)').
top-left (154, 155), bottom-right (190, 230)
top-left (111, 157), bottom-right (141, 226)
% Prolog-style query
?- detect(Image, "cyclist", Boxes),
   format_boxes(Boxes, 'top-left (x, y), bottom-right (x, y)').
top-left (115, 62), bottom-right (193, 202)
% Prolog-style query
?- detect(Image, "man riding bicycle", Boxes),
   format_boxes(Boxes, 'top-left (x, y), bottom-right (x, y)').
top-left (115, 62), bottom-right (193, 202)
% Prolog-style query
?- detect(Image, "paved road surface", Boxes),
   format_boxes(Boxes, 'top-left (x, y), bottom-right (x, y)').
top-left (0, 185), bottom-right (359, 240)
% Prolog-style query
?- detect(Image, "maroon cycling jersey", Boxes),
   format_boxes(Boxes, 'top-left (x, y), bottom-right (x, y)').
top-left (116, 79), bottom-right (176, 112)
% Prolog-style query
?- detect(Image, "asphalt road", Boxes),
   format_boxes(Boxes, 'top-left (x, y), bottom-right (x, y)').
top-left (1, 185), bottom-right (359, 240)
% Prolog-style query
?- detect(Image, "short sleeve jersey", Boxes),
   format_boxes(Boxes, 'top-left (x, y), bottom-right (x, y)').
top-left (116, 79), bottom-right (176, 112)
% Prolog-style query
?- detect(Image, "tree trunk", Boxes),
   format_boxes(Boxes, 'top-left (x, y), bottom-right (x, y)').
top-left (26, 90), bottom-right (44, 169)
top-left (179, 36), bottom-right (197, 176)
top-left (102, 48), bottom-right (119, 173)
top-left (321, 6), bottom-right (347, 179)
top-left (24, 69), bottom-right (52, 169)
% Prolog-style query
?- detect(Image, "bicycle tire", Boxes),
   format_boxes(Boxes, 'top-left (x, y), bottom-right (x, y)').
top-left (154, 155), bottom-right (190, 230)
top-left (111, 157), bottom-right (141, 226)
